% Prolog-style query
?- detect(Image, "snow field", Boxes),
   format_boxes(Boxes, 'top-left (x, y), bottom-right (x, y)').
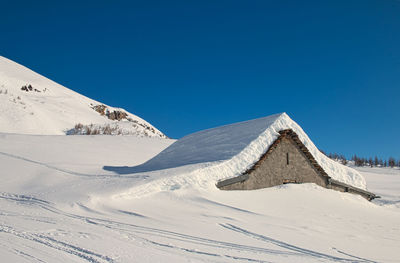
top-left (1, 134), bottom-right (399, 262)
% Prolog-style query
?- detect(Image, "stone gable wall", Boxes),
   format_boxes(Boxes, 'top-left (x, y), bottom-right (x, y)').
top-left (219, 136), bottom-right (328, 190)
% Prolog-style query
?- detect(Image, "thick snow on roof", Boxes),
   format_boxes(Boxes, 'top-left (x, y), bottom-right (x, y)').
top-left (113, 113), bottom-right (366, 194)
top-left (128, 113), bottom-right (282, 173)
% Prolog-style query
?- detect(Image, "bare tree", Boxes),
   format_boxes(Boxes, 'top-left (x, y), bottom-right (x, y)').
top-left (388, 157), bottom-right (396, 168)
top-left (374, 156), bottom-right (379, 166)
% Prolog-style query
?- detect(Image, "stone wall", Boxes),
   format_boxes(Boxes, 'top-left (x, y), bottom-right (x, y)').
top-left (218, 130), bottom-right (377, 200)
top-left (219, 136), bottom-right (328, 190)
top-left (327, 180), bottom-right (375, 200)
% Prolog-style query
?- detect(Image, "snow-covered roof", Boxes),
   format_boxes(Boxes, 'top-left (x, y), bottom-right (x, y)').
top-left (122, 113), bottom-right (367, 190)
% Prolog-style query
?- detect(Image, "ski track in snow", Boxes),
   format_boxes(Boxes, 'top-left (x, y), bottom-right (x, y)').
top-left (0, 225), bottom-right (114, 263)
top-left (220, 224), bottom-right (377, 263)
top-left (0, 193), bottom-right (115, 262)
top-left (0, 191), bottom-right (369, 263)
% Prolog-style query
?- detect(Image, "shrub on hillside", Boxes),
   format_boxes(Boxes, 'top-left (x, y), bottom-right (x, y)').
top-left (67, 123), bottom-right (122, 135)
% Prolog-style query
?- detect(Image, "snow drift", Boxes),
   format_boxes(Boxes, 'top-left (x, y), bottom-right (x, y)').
top-left (109, 113), bottom-right (367, 199)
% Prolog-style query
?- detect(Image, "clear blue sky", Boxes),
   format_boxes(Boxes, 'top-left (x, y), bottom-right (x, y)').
top-left (1, 0), bottom-right (399, 159)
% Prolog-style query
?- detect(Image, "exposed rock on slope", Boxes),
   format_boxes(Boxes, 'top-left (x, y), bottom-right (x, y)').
top-left (0, 56), bottom-right (166, 138)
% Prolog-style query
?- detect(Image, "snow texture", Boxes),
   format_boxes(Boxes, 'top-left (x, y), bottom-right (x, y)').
top-left (0, 56), bottom-right (165, 137)
top-left (0, 133), bottom-right (399, 263)
top-left (109, 113), bottom-right (366, 197)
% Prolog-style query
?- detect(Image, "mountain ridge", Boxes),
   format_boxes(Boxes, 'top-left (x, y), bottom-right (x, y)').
top-left (0, 56), bottom-right (166, 138)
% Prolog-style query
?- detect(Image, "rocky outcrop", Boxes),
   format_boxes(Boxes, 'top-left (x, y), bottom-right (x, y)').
top-left (108, 110), bottom-right (128, 121)
top-left (92, 104), bottom-right (107, 115)
top-left (21, 84), bottom-right (41, 92)
top-left (92, 104), bottom-right (128, 121)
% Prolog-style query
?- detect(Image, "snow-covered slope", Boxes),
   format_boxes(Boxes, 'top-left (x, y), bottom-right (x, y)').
top-left (0, 134), bottom-right (399, 262)
top-left (0, 56), bottom-right (166, 137)
top-left (107, 113), bottom-right (367, 196)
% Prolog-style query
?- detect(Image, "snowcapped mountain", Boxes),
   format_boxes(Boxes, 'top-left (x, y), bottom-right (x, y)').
top-left (0, 56), bottom-right (166, 137)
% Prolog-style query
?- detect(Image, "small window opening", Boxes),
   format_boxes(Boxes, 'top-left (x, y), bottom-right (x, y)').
top-left (344, 187), bottom-right (349, 192)
top-left (283, 179), bottom-right (297, 184)
top-left (286, 153), bottom-right (289, 165)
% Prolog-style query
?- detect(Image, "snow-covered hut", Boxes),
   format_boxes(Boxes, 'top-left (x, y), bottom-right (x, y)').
top-left (216, 128), bottom-right (377, 200)
top-left (122, 113), bottom-right (377, 200)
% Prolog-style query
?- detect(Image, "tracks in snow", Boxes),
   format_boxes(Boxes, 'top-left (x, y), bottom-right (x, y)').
top-left (0, 192), bottom-right (379, 262)
top-left (220, 223), bottom-right (377, 263)
top-left (0, 192), bottom-right (115, 263)
top-left (0, 192), bottom-right (293, 262)
top-left (0, 225), bottom-right (114, 263)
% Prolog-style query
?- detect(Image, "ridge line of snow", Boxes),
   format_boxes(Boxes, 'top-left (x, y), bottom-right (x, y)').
top-left (0, 56), bottom-right (166, 137)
